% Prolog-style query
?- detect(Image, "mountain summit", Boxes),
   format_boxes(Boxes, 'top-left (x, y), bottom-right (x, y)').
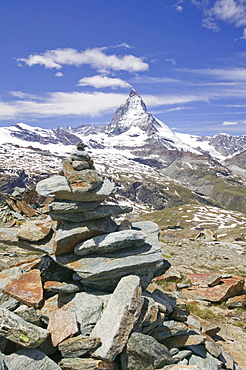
top-left (106, 89), bottom-right (177, 143)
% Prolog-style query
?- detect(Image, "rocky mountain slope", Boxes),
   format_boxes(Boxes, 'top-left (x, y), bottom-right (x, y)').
top-left (0, 143), bottom-right (245, 369)
top-left (0, 89), bottom-right (246, 215)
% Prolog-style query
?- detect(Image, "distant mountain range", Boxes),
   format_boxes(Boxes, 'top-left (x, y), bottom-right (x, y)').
top-left (1, 89), bottom-right (246, 214)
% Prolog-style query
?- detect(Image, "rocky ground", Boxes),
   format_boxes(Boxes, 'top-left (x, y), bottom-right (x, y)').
top-left (135, 206), bottom-right (246, 369)
top-left (0, 226), bottom-right (245, 368)
top-left (0, 145), bottom-right (245, 368)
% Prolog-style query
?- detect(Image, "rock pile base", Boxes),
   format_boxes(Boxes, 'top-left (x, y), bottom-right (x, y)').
top-left (0, 142), bottom-right (243, 369)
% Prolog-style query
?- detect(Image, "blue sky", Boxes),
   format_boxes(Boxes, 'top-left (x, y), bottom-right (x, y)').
top-left (1, 0), bottom-right (246, 136)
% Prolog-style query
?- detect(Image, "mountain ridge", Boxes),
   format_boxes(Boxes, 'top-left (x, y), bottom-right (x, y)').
top-left (0, 89), bottom-right (246, 214)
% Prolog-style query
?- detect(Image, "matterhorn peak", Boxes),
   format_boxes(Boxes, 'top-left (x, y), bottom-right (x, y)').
top-left (129, 88), bottom-right (138, 97)
top-left (106, 89), bottom-right (149, 135)
top-left (127, 88), bottom-right (147, 112)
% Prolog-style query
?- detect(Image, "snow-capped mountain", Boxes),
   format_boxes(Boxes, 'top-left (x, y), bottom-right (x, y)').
top-left (0, 89), bottom-right (246, 214)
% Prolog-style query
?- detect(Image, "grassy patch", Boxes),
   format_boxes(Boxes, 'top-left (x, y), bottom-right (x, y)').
top-left (187, 302), bottom-right (224, 320)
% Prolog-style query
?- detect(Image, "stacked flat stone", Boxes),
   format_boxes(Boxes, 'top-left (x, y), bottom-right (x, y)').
top-left (34, 142), bottom-right (169, 292)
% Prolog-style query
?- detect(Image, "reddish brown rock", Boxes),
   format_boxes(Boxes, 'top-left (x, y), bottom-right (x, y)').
top-left (182, 274), bottom-right (245, 302)
top-left (226, 294), bottom-right (246, 308)
top-left (206, 274), bottom-right (222, 287)
top-left (47, 308), bottom-right (78, 347)
top-left (18, 220), bottom-right (53, 242)
top-left (0, 266), bottom-right (23, 290)
top-left (16, 257), bottom-right (41, 271)
top-left (153, 266), bottom-right (181, 283)
top-left (62, 159), bottom-right (103, 193)
top-left (37, 294), bottom-right (75, 317)
top-left (16, 200), bottom-right (37, 217)
top-left (3, 269), bottom-right (43, 307)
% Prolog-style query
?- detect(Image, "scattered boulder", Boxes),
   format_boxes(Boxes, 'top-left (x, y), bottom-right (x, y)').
top-left (226, 294), bottom-right (246, 308)
top-left (182, 273), bottom-right (245, 302)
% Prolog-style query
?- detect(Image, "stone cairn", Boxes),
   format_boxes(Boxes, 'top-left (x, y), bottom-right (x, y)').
top-left (0, 142), bottom-right (242, 369)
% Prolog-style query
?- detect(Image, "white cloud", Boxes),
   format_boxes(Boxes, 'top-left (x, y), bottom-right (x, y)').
top-left (0, 91), bottom-right (127, 120)
top-left (223, 119), bottom-right (246, 125)
top-left (180, 67), bottom-right (246, 81)
top-left (55, 72), bottom-right (63, 77)
top-left (77, 75), bottom-right (131, 89)
top-left (143, 94), bottom-right (209, 106)
top-left (0, 90), bottom-right (211, 121)
top-left (165, 58), bottom-right (177, 65)
top-left (212, 0), bottom-right (246, 26)
top-left (17, 47), bottom-right (149, 73)
top-left (223, 120), bottom-right (239, 125)
top-left (240, 27), bottom-right (246, 38)
top-left (194, 0), bottom-right (246, 31)
top-left (173, 0), bottom-right (184, 12)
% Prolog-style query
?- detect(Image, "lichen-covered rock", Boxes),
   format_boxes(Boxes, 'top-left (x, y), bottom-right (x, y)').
top-left (0, 308), bottom-right (49, 347)
top-left (0, 266), bottom-right (23, 290)
top-left (62, 159), bottom-right (103, 193)
top-left (59, 357), bottom-right (118, 370)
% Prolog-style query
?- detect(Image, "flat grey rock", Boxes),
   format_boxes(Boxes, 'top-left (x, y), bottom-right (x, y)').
top-left (0, 228), bottom-right (20, 246)
top-left (49, 200), bottom-right (101, 213)
top-left (171, 349), bottom-right (192, 362)
top-left (54, 216), bottom-right (117, 254)
top-left (56, 221), bottom-right (169, 291)
top-left (58, 335), bottom-right (101, 358)
top-left (71, 292), bottom-right (103, 335)
top-left (0, 308), bottom-right (49, 348)
top-left (50, 204), bottom-right (132, 222)
top-left (0, 352), bottom-right (5, 370)
top-left (189, 354), bottom-right (219, 369)
top-left (149, 320), bottom-right (188, 342)
top-left (74, 229), bottom-right (145, 256)
top-left (70, 148), bottom-right (90, 161)
top-left (90, 275), bottom-right (144, 362)
top-left (120, 332), bottom-right (173, 370)
top-left (36, 175), bottom-right (114, 202)
top-left (3, 349), bottom-right (61, 369)
top-left (59, 357), bottom-right (117, 369)
top-left (142, 289), bottom-right (174, 314)
top-left (0, 295), bottom-right (19, 311)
